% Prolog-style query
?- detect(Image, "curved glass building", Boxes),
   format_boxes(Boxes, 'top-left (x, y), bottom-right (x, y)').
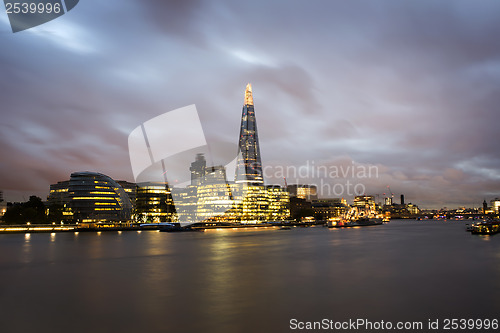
top-left (69, 171), bottom-right (132, 222)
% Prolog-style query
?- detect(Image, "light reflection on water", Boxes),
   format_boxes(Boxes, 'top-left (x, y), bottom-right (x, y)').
top-left (0, 220), bottom-right (499, 333)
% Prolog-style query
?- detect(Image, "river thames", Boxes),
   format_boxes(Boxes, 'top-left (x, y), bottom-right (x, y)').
top-left (0, 220), bottom-right (499, 333)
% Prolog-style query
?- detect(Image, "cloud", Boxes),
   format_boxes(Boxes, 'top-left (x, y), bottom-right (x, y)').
top-left (1, 0), bottom-right (500, 209)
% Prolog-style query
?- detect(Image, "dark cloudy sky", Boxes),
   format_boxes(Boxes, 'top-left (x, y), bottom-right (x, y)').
top-left (1, 0), bottom-right (500, 209)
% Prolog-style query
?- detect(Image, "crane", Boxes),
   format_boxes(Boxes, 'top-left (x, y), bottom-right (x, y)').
top-left (382, 185), bottom-right (395, 205)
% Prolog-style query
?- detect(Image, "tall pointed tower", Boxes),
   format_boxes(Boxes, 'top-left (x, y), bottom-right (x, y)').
top-left (235, 83), bottom-right (264, 185)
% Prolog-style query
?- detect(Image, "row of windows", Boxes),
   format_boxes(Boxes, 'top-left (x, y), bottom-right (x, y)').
top-left (72, 197), bottom-right (117, 200)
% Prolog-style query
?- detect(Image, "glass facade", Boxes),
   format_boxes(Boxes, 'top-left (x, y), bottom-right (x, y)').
top-left (69, 172), bottom-right (132, 222)
top-left (235, 83), bottom-right (264, 185)
top-left (48, 180), bottom-right (71, 206)
top-left (287, 185), bottom-right (318, 201)
top-left (136, 182), bottom-right (176, 223)
top-left (196, 166), bottom-right (236, 222)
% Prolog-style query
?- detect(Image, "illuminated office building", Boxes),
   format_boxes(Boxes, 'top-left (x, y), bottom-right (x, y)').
top-left (490, 198), bottom-right (500, 214)
top-left (196, 166), bottom-right (237, 222)
top-left (353, 195), bottom-right (376, 210)
top-left (48, 180), bottom-right (71, 206)
top-left (0, 191), bottom-right (6, 219)
top-left (117, 180), bottom-right (137, 210)
top-left (266, 185), bottom-right (290, 221)
top-left (235, 83), bottom-right (264, 185)
top-left (190, 153), bottom-right (206, 186)
top-left (171, 186), bottom-right (198, 223)
top-left (136, 182), bottom-right (176, 223)
top-left (312, 198), bottom-right (347, 220)
top-left (232, 184), bottom-right (269, 222)
top-left (69, 172), bottom-right (132, 222)
top-left (287, 184), bottom-right (318, 201)
top-left (47, 180), bottom-right (73, 221)
top-left (0, 202), bottom-right (6, 219)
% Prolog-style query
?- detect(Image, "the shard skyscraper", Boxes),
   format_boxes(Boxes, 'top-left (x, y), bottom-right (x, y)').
top-left (235, 83), bottom-right (264, 185)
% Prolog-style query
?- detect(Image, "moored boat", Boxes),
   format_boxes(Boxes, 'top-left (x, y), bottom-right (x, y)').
top-left (470, 221), bottom-right (500, 235)
top-left (159, 223), bottom-right (200, 232)
top-left (327, 217), bottom-right (383, 228)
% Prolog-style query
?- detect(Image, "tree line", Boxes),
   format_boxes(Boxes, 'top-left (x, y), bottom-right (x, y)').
top-left (2, 196), bottom-right (63, 224)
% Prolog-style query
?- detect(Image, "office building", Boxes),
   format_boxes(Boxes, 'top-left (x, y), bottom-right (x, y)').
top-left (353, 195), bottom-right (376, 211)
top-left (69, 171), bottom-right (132, 223)
top-left (196, 166), bottom-right (237, 222)
top-left (136, 182), bottom-right (176, 223)
top-left (117, 180), bottom-right (137, 210)
top-left (312, 198), bottom-right (347, 220)
top-left (47, 180), bottom-right (73, 221)
top-left (266, 185), bottom-right (291, 221)
top-left (490, 198), bottom-right (500, 214)
top-left (235, 83), bottom-right (264, 185)
top-left (287, 184), bottom-right (318, 201)
top-left (0, 190), bottom-right (6, 219)
top-left (190, 153), bottom-right (206, 186)
top-left (47, 180), bottom-right (71, 206)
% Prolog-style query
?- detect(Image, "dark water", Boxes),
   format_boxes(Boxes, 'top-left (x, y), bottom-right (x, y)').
top-left (1, 220), bottom-right (499, 333)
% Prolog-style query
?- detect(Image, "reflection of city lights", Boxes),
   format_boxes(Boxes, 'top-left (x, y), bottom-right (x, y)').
top-left (25, 233), bottom-right (31, 240)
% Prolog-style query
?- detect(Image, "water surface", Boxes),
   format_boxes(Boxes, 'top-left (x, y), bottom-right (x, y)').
top-left (1, 220), bottom-right (499, 333)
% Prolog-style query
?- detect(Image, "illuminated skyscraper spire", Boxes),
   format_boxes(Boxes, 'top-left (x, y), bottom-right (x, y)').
top-left (244, 83), bottom-right (253, 106)
top-left (235, 83), bottom-right (263, 185)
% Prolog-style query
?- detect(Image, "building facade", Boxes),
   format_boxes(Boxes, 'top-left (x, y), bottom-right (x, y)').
top-left (0, 190), bottom-right (5, 219)
top-left (69, 172), bottom-right (133, 223)
top-left (287, 184), bottom-right (318, 201)
top-left (266, 185), bottom-right (290, 221)
top-left (190, 153), bottom-right (206, 186)
top-left (235, 83), bottom-right (264, 185)
top-left (196, 166), bottom-right (236, 222)
top-left (117, 180), bottom-right (137, 210)
top-left (47, 180), bottom-right (71, 206)
top-left (353, 195), bottom-right (376, 211)
top-left (136, 182), bottom-right (176, 223)
top-left (490, 198), bottom-right (500, 214)
top-left (312, 198), bottom-right (347, 220)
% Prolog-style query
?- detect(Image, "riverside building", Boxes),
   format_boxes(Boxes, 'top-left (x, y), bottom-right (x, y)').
top-left (69, 172), bottom-right (133, 223)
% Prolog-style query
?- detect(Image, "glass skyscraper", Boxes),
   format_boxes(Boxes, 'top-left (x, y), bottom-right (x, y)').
top-left (235, 83), bottom-right (264, 185)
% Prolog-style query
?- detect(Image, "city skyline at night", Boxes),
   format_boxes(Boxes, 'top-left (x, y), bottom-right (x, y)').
top-left (1, 1), bottom-right (500, 209)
